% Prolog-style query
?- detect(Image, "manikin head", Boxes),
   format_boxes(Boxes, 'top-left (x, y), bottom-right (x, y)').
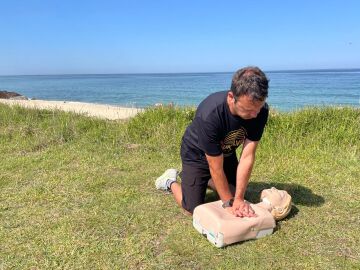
top-left (260, 187), bottom-right (292, 221)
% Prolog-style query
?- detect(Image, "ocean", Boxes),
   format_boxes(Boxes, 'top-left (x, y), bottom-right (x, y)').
top-left (0, 69), bottom-right (359, 111)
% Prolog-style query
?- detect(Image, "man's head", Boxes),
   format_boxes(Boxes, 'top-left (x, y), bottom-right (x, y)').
top-left (227, 66), bottom-right (269, 119)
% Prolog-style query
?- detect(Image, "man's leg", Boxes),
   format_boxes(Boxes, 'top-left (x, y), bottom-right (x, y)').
top-left (169, 182), bottom-right (191, 215)
top-left (155, 168), bottom-right (190, 214)
top-left (155, 164), bottom-right (210, 215)
top-left (179, 165), bottom-right (210, 214)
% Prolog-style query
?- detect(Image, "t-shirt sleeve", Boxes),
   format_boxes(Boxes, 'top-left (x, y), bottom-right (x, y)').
top-left (246, 105), bottom-right (269, 141)
top-left (196, 116), bottom-right (223, 156)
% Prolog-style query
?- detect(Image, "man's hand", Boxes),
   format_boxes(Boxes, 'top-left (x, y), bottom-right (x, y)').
top-left (229, 198), bottom-right (257, 217)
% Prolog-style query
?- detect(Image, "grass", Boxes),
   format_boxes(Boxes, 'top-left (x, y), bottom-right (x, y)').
top-left (0, 104), bottom-right (359, 269)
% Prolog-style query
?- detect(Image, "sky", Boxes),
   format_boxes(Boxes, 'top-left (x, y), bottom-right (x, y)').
top-left (0, 0), bottom-right (359, 75)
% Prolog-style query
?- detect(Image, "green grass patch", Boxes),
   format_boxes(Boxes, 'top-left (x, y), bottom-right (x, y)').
top-left (0, 104), bottom-right (359, 269)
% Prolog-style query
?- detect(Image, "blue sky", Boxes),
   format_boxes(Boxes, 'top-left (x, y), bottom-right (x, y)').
top-left (1, 0), bottom-right (359, 75)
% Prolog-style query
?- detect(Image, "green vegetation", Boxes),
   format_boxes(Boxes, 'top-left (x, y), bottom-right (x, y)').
top-left (0, 104), bottom-right (359, 269)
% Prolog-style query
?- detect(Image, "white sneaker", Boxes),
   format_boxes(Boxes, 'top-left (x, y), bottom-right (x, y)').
top-left (155, 168), bottom-right (178, 191)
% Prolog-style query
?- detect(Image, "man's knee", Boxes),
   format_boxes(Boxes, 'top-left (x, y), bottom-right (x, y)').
top-left (179, 165), bottom-right (210, 214)
top-left (181, 191), bottom-right (205, 214)
top-left (180, 201), bottom-right (195, 216)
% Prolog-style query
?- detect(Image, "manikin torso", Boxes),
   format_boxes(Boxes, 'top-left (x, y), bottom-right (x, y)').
top-left (193, 188), bottom-right (292, 247)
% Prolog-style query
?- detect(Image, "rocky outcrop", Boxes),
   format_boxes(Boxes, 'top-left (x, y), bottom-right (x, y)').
top-left (0, 91), bottom-right (28, 100)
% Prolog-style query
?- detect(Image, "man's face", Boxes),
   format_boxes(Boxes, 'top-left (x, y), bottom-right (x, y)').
top-left (228, 93), bottom-right (265, 119)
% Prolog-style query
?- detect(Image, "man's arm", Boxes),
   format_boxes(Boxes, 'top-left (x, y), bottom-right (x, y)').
top-left (232, 139), bottom-right (259, 217)
top-left (206, 139), bottom-right (259, 217)
top-left (205, 154), bottom-right (233, 203)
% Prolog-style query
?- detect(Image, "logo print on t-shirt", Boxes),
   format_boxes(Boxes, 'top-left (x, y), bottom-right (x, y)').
top-left (220, 128), bottom-right (246, 156)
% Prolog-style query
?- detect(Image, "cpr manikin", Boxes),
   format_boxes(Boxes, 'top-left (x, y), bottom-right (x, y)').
top-left (193, 187), bottom-right (292, 247)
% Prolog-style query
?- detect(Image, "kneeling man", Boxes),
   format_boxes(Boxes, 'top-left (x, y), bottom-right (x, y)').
top-left (156, 66), bottom-right (269, 217)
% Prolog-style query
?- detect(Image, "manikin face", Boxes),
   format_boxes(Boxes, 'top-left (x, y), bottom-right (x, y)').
top-left (260, 187), bottom-right (292, 221)
top-left (227, 92), bottom-right (265, 119)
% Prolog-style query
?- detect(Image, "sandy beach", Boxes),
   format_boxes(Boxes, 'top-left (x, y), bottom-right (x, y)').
top-left (0, 99), bottom-right (143, 120)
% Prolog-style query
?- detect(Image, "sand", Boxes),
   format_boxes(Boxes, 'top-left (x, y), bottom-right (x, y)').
top-left (0, 99), bottom-right (143, 120)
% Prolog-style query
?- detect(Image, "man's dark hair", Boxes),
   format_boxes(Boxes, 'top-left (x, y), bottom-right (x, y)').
top-left (230, 66), bottom-right (269, 101)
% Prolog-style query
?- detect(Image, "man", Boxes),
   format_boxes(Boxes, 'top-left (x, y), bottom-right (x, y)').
top-left (155, 66), bottom-right (269, 217)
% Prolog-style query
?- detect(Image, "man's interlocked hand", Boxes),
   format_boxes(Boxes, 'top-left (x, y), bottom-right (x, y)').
top-left (225, 199), bottom-right (257, 217)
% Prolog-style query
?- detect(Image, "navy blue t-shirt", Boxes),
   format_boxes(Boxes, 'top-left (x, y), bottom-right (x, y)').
top-left (181, 91), bottom-right (269, 167)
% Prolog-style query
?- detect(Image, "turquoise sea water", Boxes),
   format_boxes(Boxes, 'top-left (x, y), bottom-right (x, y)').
top-left (0, 69), bottom-right (359, 111)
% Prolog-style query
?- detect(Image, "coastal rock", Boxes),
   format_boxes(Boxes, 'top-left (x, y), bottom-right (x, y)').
top-left (0, 90), bottom-right (28, 100)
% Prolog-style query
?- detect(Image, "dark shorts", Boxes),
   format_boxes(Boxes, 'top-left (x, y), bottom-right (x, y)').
top-left (180, 154), bottom-right (238, 213)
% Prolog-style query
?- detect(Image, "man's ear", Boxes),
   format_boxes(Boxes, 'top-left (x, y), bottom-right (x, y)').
top-left (227, 92), bottom-right (236, 105)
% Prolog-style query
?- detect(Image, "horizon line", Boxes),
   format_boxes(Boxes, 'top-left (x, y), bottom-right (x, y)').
top-left (1, 67), bottom-right (360, 77)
